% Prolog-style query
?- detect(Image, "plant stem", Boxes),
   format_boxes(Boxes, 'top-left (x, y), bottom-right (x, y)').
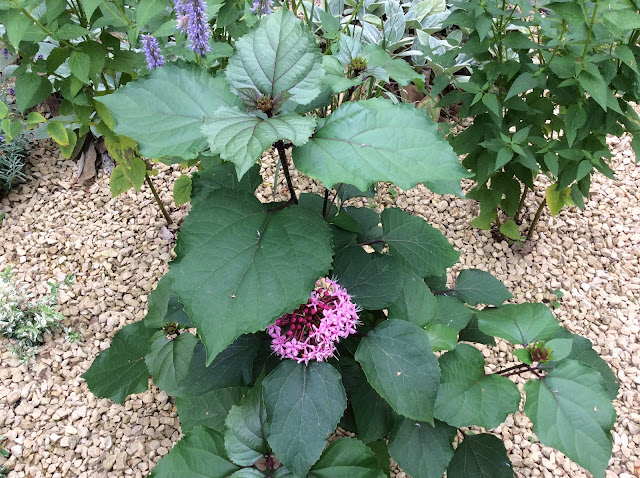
top-left (525, 198), bottom-right (546, 241)
top-left (145, 172), bottom-right (171, 224)
top-left (341, 0), bottom-right (365, 33)
top-left (275, 141), bottom-right (298, 204)
top-left (357, 238), bottom-right (385, 246)
top-left (501, 365), bottom-right (538, 378)
top-left (581, 0), bottom-right (599, 59)
top-left (494, 363), bottom-right (530, 375)
top-left (322, 189), bottom-right (329, 218)
top-left (324, 183), bottom-right (343, 219)
top-left (433, 288), bottom-right (455, 296)
top-left (514, 185), bottom-right (529, 223)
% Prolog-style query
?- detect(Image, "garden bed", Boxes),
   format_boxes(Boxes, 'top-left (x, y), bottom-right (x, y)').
top-left (0, 138), bottom-right (638, 478)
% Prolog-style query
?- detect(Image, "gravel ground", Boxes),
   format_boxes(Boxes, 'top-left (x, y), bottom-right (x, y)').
top-left (0, 137), bottom-right (638, 478)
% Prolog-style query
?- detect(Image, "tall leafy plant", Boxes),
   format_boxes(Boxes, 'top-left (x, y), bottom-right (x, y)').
top-left (435, 0), bottom-right (640, 239)
top-left (81, 8), bottom-right (618, 478)
top-left (0, 0), bottom-right (253, 217)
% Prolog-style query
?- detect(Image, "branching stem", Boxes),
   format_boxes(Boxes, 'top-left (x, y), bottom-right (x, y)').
top-left (514, 185), bottom-right (529, 223)
top-left (525, 198), bottom-right (546, 241)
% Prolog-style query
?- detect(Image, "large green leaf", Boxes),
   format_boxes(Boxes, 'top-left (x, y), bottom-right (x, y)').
top-left (544, 329), bottom-right (619, 400)
top-left (476, 303), bottom-right (559, 346)
top-left (388, 418), bottom-right (456, 478)
top-left (293, 98), bottom-right (469, 190)
top-left (191, 162), bottom-right (262, 201)
top-left (226, 9), bottom-right (324, 108)
top-left (262, 361), bottom-right (347, 477)
top-left (173, 336), bottom-right (259, 397)
top-left (176, 387), bottom-right (247, 432)
top-left (97, 63), bottom-right (240, 159)
top-left (524, 360), bottom-right (616, 478)
top-left (351, 378), bottom-right (394, 443)
top-left (202, 107), bottom-right (315, 178)
top-left (224, 385), bottom-right (268, 466)
top-left (434, 344), bottom-right (521, 428)
top-left (433, 295), bottom-right (474, 332)
top-left (15, 72), bottom-right (53, 113)
top-left (149, 426), bottom-right (240, 477)
top-left (169, 189), bottom-right (333, 364)
top-left (308, 438), bottom-right (386, 478)
top-left (143, 275), bottom-right (192, 328)
top-left (145, 331), bottom-right (198, 395)
top-left (388, 269), bottom-right (437, 327)
top-left (82, 320), bottom-right (153, 403)
top-left (447, 434), bottom-right (513, 478)
top-left (454, 269), bottom-right (513, 306)
top-left (355, 319), bottom-right (440, 423)
top-left (332, 247), bottom-right (404, 310)
top-left (381, 208), bottom-right (459, 277)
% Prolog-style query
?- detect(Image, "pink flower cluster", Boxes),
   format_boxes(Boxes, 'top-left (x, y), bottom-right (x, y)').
top-left (267, 278), bottom-right (360, 364)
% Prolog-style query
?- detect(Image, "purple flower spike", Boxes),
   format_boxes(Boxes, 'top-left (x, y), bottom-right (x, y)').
top-left (267, 278), bottom-right (361, 364)
top-left (183, 0), bottom-right (211, 55)
top-left (9, 88), bottom-right (14, 96)
top-left (251, 0), bottom-right (273, 16)
top-left (2, 48), bottom-right (9, 59)
top-left (141, 34), bottom-right (165, 69)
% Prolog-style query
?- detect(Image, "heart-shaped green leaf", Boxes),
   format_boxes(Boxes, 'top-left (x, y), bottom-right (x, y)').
top-left (454, 269), bottom-right (513, 306)
top-left (388, 418), bottom-right (456, 478)
top-left (355, 319), bottom-right (440, 423)
top-left (308, 438), bottom-right (386, 478)
top-left (434, 344), bottom-right (521, 428)
top-left (81, 320), bottom-right (153, 403)
top-left (226, 9), bottom-right (324, 109)
top-left (149, 426), bottom-right (240, 477)
top-left (382, 208), bottom-right (459, 277)
top-left (524, 360), bottom-right (616, 478)
top-left (476, 303), bottom-right (559, 346)
top-left (262, 361), bottom-right (347, 477)
top-left (97, 63), bottom-right (240, 159)
top-left (224, 385), bottom-right (268, 466)
top-left (145, 331), bottom-right (198, 395)
top-left (169, 189), bottom-right (333, 364)
top-left (202, 107), bottom-right (315, 178)
top-left (447, 434), bottom-right (513, 478)
top-left (293, 98), bottom-right (469, 191)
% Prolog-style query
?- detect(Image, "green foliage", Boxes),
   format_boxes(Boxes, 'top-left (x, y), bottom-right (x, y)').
top-left (440, 0), bottom-right (640, 237)
top-left (71, 5), bottom-right (619, 478)
top-left (0, 268), bottom-right (73, 362)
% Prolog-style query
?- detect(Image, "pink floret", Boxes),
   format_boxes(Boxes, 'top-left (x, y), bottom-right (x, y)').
top-left (266, 278), bottom-right (360, 364)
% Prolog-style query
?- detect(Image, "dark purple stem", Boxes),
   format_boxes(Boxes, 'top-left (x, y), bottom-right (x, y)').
top-left (322, 189), bottom-right (329, 218)
top-left (433, 289), bottom-right (455, 296)
top-left (357, 238), bottom-right (385, 246)
top-left (275, 140), bottom-right (298, 204)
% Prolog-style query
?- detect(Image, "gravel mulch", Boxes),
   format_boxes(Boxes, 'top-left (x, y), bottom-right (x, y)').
top-left (0, 137), bottom-right (638, 478)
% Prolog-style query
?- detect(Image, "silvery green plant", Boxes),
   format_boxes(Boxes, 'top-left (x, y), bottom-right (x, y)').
top-left (0, 268), bottom-right (74, 362)
top-left (82, 8), bottom-right (618, 478)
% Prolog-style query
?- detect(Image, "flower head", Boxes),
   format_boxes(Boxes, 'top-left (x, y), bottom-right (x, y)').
top-left (251, 0), bottom-right (273, 16)
top-left (174, 0), bottom-right (211, 55)
top-left (141, 34), bottom-right (165, 69)
top-left (528, 340), bottom-right (551, 363)
top-left (267, 278), bottom-right (360, 364)
top-left (9, 88), bottom-right (14, 96)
